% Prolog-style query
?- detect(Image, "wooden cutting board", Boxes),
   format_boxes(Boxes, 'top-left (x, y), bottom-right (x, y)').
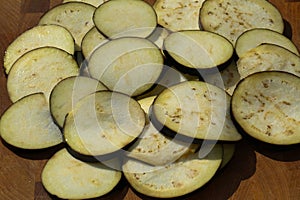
top-left (0, 0), bottom-right (299, 199)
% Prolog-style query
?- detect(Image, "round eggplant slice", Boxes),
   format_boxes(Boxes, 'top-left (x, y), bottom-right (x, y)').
top-left (231, 71), bottom-right (300, 145)
top-left (7, 47), bottom-right (79, 103)
top-left (62, 0), bottom-right (108, 7)
top-left (151, 81), bottom-right (242, 142)
top-left (0, 93), bottom-right (62, 149)
top-left (81, 27), bottom-right (108, 59)
top-left (63, 91), bottom-right (146, 157)
top-left (88, 37), bottom-right (164, 96)
top-left (42, 148), bottom-right (122, 199)
top-left (123, 144), bottom-right (223, 198)
top-left (153, 0), bottom-right (205, 32)
top-left (163, 30), bottom-right (234, 75)
top-left (200, 0), bottom-right (284, 46)
top-left (235, 28), bottom-right (300, 57)
top-left (237, 44), bottom-right (300, 79)
top-left (39, 2), bottom-right (96, 51)
top-left (3, 24), bottom-right (74, 74)
top-left (93, 0), bottom-right (157, 39)
top-left (50, 76), bottom-right (107, 128)
top-left (127, 96), bottom-right (199, 166)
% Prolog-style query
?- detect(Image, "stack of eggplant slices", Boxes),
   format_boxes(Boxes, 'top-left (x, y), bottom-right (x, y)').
top-left (1, 0), bottom-right (299, 199)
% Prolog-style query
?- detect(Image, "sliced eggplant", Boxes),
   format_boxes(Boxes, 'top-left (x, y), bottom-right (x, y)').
top-left (127, 95), bottom-right (199, 166)
top-left (200, 0), bottom-right (284, 45)
top-left (63, 91), bottom-right (146, 157)
top-left (88, 37), bottom-right (164, 96)
top-left (0, 93), bottom-right (62, 149)
top-left (205, 60), bottom-right (240, 96)
top-left (62, 0), bottom-right (108, 7)
top-left (81, 27), bottom-right (108, 59)
top-left (3, 24), bottom-right (74, 74)
top-left (231, 71), bottom-right (300, 145)
top-left (123, 144), bottom-right (223, 198)
top-left (153, 0), bottom-right (205, 32)
top-left (147, 26), bottom-right (170, 52)
top-left (39, 2), bottom-right (96, 51)
top-left (237, 44), bottom-right (300, 79)
top-left (235, 28), bottom-right (300, 57)
top-left (42, 148), bottom-right (122, 199)
top-left (163, 30), bottom-right (234, 75)
top-left (50, 76), bottom-right (107, 128)
top-left (93, 0), bottom-right (157, 39)
top-left (150, 81), bottom-right (242, 142)
top-left (7, 47), bottom-right (79, 103)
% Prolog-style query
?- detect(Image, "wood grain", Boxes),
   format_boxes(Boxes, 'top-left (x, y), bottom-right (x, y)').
top-left (0, 0), bottom-right (299, 200)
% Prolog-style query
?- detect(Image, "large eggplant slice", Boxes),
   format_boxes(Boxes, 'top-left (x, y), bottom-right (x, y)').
top-left (88, 37), bottom-right (164, 96)
top-left (235, 28), bottom-right (299, 57)
top-left (123, 144), bottom-right (223, 198)
top-left (163, 30), bottom-right (234, 75)
top-left (0, 93), bottom-right (62, 149)
top-left (42, 148), bottom-right (122, 199)
top-left (127, 96), bottom-right (199, 166)
top-left (3, 24), bottom-right (74, 74)
top-left (237, 44), bottom-right (300, 79)
top-left (39, 2), bottom-right (96, 51)
top-left (93, 0), bottom-right (157, 39)
top-left (7, 47), bottom-right (79, 103)
top-left (50, 76), bottom-right (107, 128)
top-left (153, 0), bottom-right (205, 31)
top-left (200, 0), bottom-right (284, 45)
top-left (231, 71), bottom-right (300, 145)
top-left (63, 91), bottom-right (145, 157)
top-left (150, 81), bottom-right (241, 142)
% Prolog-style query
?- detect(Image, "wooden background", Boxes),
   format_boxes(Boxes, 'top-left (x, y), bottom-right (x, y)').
top-left (0, 0), bottom-right (299, 199)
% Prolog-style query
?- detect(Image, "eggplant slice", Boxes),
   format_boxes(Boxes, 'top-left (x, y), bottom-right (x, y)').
top-left (63, 91), bottom-right (145, 157)
top-left (7, 47), bottom-right (79, 103)
top-left (93, 0), bottom-right (157, 39)
top-left (163, 30), bottom-right (234, 75)
top-left (150, 81), bottom-right (241, 142)
top-left (50, 76), bottom-right (107, 128)
top-left (0, 93), bottom-right (62, 149)
top-left (237, 44), bottom-right (300, 79)
top-left (3, 24), bottom-right (74, 74)
top-left (62, 0), bottom-right (108, 7)
top-left (200, 0), bottom-right (284, 45)
top-left (88, 37), bottom-right (164, 96)
top-left (231, 71), bottom-right (300, 145)
top-left (39, 2), bottom-right (96, 51)
top-left (127, 96), bottom-right (199, 166)
top-left (153, 0), bottom-right (205, 31)
top-left (42, 148), bottom-right (122, 199)
top-left (123, 144), bottom-right (223, 198)
top-left (235, 28), bottom-right (300, 57)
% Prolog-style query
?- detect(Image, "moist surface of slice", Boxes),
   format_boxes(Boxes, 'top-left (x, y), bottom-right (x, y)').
top-left (237, 44), bottom-right (300, 79)
top-left (88, 37), bottom-right (164, 96)
top-left (7, 47), bottom-right (79, 103)
top-left (200, 0), bottom-right (284, 45)
top-left (123, 144), bottom-right (223, 198)
top-left (153, 0), bottom-right (205, 32)
top-left (81, 27), bottom-right (108, 59)
top-left (235, 28), bottom-right (300, 57)
top-left (0, 93), bottom-right (62, 149)
top-left (42, 148), bottom-right (122, 199)
top-left (63, 91), bottom-right (145, 157)
top-left (151, 81), bottom-right (241, 141)
top-left (93, 0), bottom-right (157, 39)
top-left (127, 96), bottom-right (199, 166)
top-left (39, 2), bottom-right (96, 51)
top-left (164, 30), bottom-right (233, 74)
top-left (3, 24), bottom-right (74, 74)
top-left (50, 76), bottom-right (107, 128)
top-left (231, 71), bottom-right (300, 145)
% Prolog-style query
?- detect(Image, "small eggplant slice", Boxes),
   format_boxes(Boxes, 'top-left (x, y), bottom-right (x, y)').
top-left (231, 71), bottom-right (300, 145)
